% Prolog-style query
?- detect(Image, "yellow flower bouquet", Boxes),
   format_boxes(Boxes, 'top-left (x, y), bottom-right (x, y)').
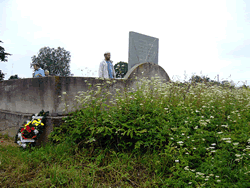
top-left (15, 109), bottom-right (49, 149)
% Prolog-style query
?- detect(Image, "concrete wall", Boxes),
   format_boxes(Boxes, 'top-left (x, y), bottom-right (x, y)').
top-left (0, 62), bottom-right (170, 146)
top-left (0, 110), bottom-right (70, 146)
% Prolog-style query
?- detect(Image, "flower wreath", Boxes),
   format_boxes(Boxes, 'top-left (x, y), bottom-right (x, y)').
top-left (15, 109), bottom-right (49, 149)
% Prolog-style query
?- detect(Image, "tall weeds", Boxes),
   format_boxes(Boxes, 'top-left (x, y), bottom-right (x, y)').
top-left (0, 70), bottom-right (250, 187)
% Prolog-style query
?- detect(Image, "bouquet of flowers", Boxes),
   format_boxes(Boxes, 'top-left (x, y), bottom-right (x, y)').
top-left (15, 109), bottom-right (49, 149)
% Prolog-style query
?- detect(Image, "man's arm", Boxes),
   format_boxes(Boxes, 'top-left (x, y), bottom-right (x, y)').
top-left (98, 62), bottom-right (103, 77)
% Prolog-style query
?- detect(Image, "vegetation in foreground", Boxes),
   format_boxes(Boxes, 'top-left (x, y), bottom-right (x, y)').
top-left (0, 73), bottom-right (250, 188)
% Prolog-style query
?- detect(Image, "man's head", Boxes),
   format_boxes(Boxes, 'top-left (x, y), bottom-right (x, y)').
top-left (33, 63), bottom-right (40, 71)
top-left (104, 52), bottom-right (111, 61)
top-left (45, 70), bottom-right (49, 76)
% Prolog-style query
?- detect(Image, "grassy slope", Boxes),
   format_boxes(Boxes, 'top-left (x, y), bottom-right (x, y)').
top-left (0, 76), bottom-right (250, 188)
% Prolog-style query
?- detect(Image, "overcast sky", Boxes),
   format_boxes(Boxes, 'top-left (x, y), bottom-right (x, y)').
top-left (1, 0), bottom-right (250, 86)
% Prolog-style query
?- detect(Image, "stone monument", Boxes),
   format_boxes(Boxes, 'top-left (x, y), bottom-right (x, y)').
top-left (128, 31), bottom-right (159, 71)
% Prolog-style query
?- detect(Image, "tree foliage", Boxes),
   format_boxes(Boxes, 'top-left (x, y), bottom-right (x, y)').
top-left (8, 74), bottom-right (19, 80)
top-left (0, 40), bottom-right (12, 81)
top-left (114, 61), bottom-right (128, 78)
top-left (0, 40), bottom-right (12, 62)
top-left (0, 70), bottom-right (6, 81)
top-left (189, 75), bottom-right (210, 83)
top-left (188, 75), bottom-right (237, 89)
top-left (30, 46), bottom-right (71, 76)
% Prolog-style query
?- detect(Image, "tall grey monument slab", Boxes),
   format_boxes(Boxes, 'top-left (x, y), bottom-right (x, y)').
top-left (128, 31), bottom-right (159, 71)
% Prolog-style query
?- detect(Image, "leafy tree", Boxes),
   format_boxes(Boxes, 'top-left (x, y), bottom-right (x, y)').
top-left (221, 80), bottom-right (230, 85)
top-left (189, 75), bottom-right (210, 83)
top-left (188, 75), bottom-right (236, 90)
top-left (0, 40), bottom-right (12, 81)
top-left (8, 74), bottom-right (19, 80)
top-left (240, 84), bottom-right (250, 89)
top-left (0, 40), bottom-right (12, 62)
top-left (0, 70), bottom-right (6, 81)
top-left (114, 61), bottom-right (128, 78)
top-left (30, 46), bottom-right (71, 76)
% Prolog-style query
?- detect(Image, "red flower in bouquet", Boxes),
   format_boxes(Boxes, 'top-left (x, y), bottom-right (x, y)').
top-left (16, 110), bottom-right (49, 148)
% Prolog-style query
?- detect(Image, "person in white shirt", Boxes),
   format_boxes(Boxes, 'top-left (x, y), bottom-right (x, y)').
top-left (98, 52), bottom-right (116, 79)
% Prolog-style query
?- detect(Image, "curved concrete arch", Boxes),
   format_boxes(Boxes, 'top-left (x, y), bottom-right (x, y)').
top-left (123, 62), bottom-right (171, 92)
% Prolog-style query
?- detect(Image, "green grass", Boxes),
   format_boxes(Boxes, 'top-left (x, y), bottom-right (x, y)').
top-left (0, 72), bottom-right (250, 188)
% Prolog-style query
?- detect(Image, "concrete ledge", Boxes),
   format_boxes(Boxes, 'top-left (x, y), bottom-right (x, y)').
top-left (0, 62), bottom-right (171, 146)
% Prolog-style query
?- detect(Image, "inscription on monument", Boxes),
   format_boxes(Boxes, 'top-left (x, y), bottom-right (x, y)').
top-left (128, 31), bottom-right (159, 71)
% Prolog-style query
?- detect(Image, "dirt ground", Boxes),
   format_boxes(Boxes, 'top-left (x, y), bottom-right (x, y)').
top-left (0, 136), bottom-right (19, 148)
